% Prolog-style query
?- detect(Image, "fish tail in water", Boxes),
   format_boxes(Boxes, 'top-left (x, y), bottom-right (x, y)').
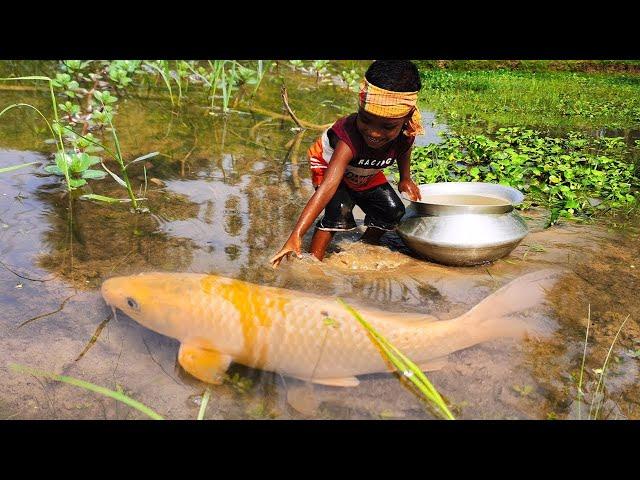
top-left (455, 269), bottom-right (561, 340)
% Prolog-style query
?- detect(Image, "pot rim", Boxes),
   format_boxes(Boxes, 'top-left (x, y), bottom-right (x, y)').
top-left (402, 182), bottom-right (524, 216)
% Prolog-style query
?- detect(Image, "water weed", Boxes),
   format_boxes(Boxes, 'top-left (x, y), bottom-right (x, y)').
top-left (402, 127), bottom-right (639, 226)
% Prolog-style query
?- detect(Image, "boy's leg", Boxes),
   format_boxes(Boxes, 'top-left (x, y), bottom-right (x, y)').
top-left (310, 183), bottom-right (356, 260)
top-left (354, 183), bottom-right (406, 244)
top-left (309, 228), bottom-right (335, 261)
top-left (360, 227), bottom-right (385, 244)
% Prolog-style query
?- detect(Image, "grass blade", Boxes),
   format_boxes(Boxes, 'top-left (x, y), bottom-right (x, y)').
top-left (9, 363), bottom-right (164, 420)
top-left (577, 304), bottom-right (591, 420)
top-left (79, 194), bottom-right (121, 204)
top-left (589, 314), bottom-right (631, 420)
top-left (143, 62), bottom-right (175, 106)
top-left (125, 151), bottom-right (160, 169)
top-left (197, 387), bottom-right (212, 420)
top-left (337, 298), bottom-right (455, 420)
top-left (101, 161), bottom-right (128, 188)
top-left (0, 161), bottom-right (37, 174)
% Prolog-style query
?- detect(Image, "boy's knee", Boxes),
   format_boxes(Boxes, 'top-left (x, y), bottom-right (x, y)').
top-left (391, 202), bottom-right (406, 223)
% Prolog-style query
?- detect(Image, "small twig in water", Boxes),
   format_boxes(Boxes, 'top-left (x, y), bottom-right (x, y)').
top-left (0, 258), bottom-right (55, 282)
top-left (280, 85), bottom-right (305, 130)
top-left (75, 313), bottom-right (112, 362)
top-left (16, 293), bottom-right (76, 329)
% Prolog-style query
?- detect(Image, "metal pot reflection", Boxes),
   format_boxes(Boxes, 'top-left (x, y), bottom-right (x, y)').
top-left (396, 182), bottom-right (529, 266)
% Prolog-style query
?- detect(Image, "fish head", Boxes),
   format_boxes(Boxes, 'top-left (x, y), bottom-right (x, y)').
top-left (101, 273), bottom-right (188, 337)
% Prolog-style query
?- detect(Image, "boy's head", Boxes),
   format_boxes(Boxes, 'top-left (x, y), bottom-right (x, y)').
top-left (356, 60), bottom-right (424, 148)
top-left (364, 60), bottom-right (422, 92)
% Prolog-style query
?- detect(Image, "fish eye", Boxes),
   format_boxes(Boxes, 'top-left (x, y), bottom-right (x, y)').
top-left (126, 297), bottom-right (140, 311)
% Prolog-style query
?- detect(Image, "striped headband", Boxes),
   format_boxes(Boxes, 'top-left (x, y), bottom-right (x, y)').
top-left (358, 78), bottom-right (424, 137)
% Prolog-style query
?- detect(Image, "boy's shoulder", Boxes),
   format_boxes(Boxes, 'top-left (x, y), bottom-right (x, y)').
top-left (329, 113), bottom-right (358, 137)
top-left (330, 113), bottom-right (357, 130)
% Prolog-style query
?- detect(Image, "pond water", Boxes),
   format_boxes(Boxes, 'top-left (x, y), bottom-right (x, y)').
top-left (1, 63), bottom-right (639, 420)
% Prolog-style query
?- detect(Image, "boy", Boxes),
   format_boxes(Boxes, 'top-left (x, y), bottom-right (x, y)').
top-left (270, 60), bottom-right (423, 268)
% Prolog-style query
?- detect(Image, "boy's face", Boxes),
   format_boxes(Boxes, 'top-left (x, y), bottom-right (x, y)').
top-left (356, 108), bottom-right (409, 149)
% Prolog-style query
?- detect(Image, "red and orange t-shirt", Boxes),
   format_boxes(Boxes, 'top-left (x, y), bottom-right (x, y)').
top-left (308, 113), bottom-right (414, 192)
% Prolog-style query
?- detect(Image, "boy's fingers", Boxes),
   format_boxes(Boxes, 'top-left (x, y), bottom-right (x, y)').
top-left (269, 250), bottom-right (287, 267)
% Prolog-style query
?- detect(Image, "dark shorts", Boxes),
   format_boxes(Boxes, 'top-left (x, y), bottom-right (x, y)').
top-left (317, 182), bottom-right (406, 232)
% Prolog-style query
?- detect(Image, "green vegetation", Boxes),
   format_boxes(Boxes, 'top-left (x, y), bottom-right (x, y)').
top-left (415, 60), bottom-right (640, 73)
top-left (338, 299), bottom-right (455, 420)
top-left (10, 363), bottom-right (164, 420)
top-left (418, 68), bottom-right (640, 130)
top-left (575, 307), bottom-right (632, 420)
top-left (406, 127), bottom-right (639, 226)
top-left (197, 387), bottom-right (211, 420)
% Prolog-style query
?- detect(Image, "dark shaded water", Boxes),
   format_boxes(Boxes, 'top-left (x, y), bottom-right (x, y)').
top-left (1, 63), bottom-right (639, 420)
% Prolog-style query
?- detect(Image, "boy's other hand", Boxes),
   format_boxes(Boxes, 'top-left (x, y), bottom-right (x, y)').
top-left (398, 179), bottom-right (422, 201)
top-left (270, 235), bottom-right (302, 268)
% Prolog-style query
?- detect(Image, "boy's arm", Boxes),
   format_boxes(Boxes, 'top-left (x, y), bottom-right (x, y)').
top-left (396, 149), bottom-right (422, 201)
top-left (270, 140), bottom-right (353, 268)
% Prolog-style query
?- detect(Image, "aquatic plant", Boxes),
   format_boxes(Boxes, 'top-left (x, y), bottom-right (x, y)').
top-left (0, 67), bottom-right (156, 207)
top-left (340, 69), bottom-right (361, 92)
top-left (310, 60), bottom-right (330, 86)
top-left (575, 306), bottom-right (632, 420)
top-left (9, 363), bottom-right (164, 420)
top-left (197, 387), bottom-right (211, 420)
top-left (44, 150), bottom-right (106, 188)
top-left (406, 127), bottom-right (639, 226)
top-left (0, 76), bottom-right (71, 190)
top-left (338, 299), bottom-right (455, 420)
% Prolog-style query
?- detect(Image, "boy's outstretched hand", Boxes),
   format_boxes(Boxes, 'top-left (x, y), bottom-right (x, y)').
top-left (270, 234), bottom-right (302, 268)
top-left (398, 178), bottom-right (422, 201)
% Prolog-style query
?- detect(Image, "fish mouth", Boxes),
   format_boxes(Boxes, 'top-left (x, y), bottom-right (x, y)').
top-left (101, 276), bottom-right (125, 309)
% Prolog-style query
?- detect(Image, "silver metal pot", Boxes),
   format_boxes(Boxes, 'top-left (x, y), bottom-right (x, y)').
top-left (396, 182), bottom-right (528, 266)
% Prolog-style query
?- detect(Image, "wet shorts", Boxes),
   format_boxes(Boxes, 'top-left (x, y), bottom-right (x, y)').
top-left (317, 182), bottom-right (406, 232)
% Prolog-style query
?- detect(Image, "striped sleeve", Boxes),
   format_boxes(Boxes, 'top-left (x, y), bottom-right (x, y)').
top-left (307, 128), bottom-right (334, 186)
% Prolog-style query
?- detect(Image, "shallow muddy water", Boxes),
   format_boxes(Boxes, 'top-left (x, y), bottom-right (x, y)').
top-left (1, 64), bottom-right (639, 420)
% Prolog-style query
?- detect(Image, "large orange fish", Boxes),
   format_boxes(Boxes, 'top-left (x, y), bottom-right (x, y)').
top-left (101, 270), bottom-right (557, 386)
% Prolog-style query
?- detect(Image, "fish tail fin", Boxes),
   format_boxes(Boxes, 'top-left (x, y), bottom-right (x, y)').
top-left (456, 269), bottom-right (561, 340)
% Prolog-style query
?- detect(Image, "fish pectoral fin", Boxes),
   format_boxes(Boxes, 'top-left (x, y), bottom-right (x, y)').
top-left (418, 356), bottom-right (448, 372)
top-left (310, 376), bottom-right (360, 388)
top-left (178, 344), bottom-right (232, 385)
top-left (286, 384), bottom-right (320, 417)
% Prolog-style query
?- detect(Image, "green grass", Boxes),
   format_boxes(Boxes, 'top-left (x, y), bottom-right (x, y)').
top-left (417, 68), bottom-right (640, 131)
top-left (415, 60), bottom-right (640, 73)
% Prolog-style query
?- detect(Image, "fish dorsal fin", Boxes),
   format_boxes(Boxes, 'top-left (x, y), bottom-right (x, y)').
top-left (178, 343), bottom-right (232, 384)
top-left (310, 376), bottom-right (360, 387)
